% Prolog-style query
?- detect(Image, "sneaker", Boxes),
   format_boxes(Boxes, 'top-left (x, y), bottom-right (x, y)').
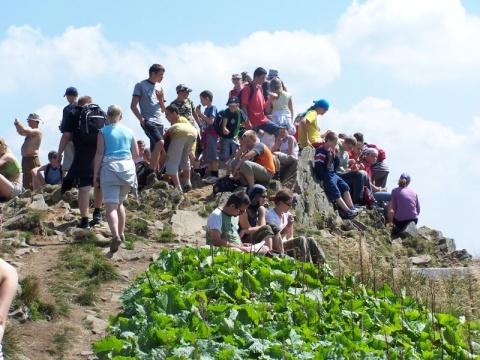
top-left (183, 183), bottom-right (192, 192)
top-left (351, 207), bottom-right (363, 215)
top-left (345, 208), bottom-right (360, 219)
top-left (202, 176), bottom-right (213, 183)
top-left (91, 213), bottom-right (102, 226)
top-left (204, 176), bottom-right (218, 184)
top-left (77, 220), bottom-right (90, 230)
top-left (110, 236), bottom-right (122, 253)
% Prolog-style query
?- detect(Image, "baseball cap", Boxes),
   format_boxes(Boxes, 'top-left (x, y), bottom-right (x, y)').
top-left (278, 123), bottom-right (289, 129)
top-left (26, 113), bottom-right (41, 122)
top-left (176, 84), bottom-right (193, 93)
top-left (231, 73), bottom-right (242, 79)
top-left (400, 173), bottom-right (411, 183)
top-left (267, 69), bottom-right (279, 79)
top-left (312, 99), bottom-right (330, 110)
top-left (226, 96), bottom-right (239, 106)
top-left (64, 86), bottom-right (78, 97)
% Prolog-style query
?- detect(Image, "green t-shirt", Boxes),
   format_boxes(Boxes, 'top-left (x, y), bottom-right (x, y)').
top-left (206, 208), bottom-right (241, 246)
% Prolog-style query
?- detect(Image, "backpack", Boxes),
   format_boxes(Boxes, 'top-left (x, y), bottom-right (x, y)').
top-left (363, 185), bottom-right (375, 209)
top-left (213, 110), bottom-right (241, 137)
top-left (78, 104), bottom-right (109, 145)
top-left (237, 82), bottom-right (255, 108)
top-left (212, 175), bottom-right (240, 195)
top-left (135, 161), bottom-right (149, 191)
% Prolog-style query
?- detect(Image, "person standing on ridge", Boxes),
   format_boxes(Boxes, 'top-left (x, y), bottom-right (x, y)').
top-left (60, 86), bottom-right (78, 177)
top-left (14, 113), bottom-right (42, 190)
top-left (131, 64), bottom-right (166, 177)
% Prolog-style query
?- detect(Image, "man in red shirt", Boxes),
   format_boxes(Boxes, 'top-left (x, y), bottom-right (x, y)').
top-left (241, 67), bottom-right (279, 137)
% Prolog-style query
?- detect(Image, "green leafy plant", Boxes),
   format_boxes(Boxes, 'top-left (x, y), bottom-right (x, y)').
top-left (94, 247), bottom-right (480, 359)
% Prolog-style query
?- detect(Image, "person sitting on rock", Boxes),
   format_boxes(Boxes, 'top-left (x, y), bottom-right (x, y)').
top-left (31, 150), bottom-right (63, 190)
top-left (314, 132), bottom-right (361, 219)
top-left (206, 191), bottom-right (269, 254)
top-left (0, 138), bottom-right (24, 201)
top-left (298, 99), bottom-right (329, 149)
top-left (362, 147), bottom-right (391, 205)
top-left (231, 130), bottom-right (275, 187)
top-left (335, 136), bottom-right (371, 206)
top-left (271, 124), bottom-right (299, 180)
top-left (238, 184), bottom-right (283, 251)
top-left (265, 189), bottom-right (325, 264)
top-left (388, 173), bottom-right (420, 236)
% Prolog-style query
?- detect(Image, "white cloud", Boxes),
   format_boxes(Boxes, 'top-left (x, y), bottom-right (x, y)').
top-left (336, 0), bottom-right (480, 83)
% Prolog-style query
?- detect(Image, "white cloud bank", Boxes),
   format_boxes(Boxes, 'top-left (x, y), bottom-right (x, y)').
top-left (336, 0), bottom-right (480, 83)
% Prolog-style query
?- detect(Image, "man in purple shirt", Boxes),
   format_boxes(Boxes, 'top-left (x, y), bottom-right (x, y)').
top-left (388, 173), bottom-right (420, 234)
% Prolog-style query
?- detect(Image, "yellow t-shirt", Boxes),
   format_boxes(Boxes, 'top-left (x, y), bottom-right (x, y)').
top-left (298, 110), bottom-right (320, 148)
top-left (176, 116), bottom-right (196, 152)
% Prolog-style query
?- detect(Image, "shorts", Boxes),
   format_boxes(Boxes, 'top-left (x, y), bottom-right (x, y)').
top-left (323, 174), bottom-right (349, 201)
top-left (202, 132), bottom-right (219, 163)
top-left (165, 135), bottom-right (196, 175)
top-left (254, 120), bottom-right (279, 137)
top-left (78, 176), bottom-right (94, 188)
top-left (142, 120), bottom-right (164, 152)
top-left (22, 155), bottom-right (41, 190)
top-left (63, 141), bottom-right (75, 171)
top-left (219, 137), bottom-right (239, 160)
top-left (102, 184), bottom-right (130, 204)
top-left (11, 181), bottom-right (24, 198)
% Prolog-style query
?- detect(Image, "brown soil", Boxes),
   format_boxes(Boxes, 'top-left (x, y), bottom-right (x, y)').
top-left (3, 188), bottom-right (209, 360)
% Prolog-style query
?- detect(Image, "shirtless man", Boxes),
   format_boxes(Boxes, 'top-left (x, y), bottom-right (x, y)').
top-left (14, 113), bottom-right (43, 190)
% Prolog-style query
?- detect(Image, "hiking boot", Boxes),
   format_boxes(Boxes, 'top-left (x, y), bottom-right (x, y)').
top-left (110, 236), bottom-right (122, 253)
top-left (344, 208), bottom-right (361, 219)
top-left (183, 183), bottom-right (192, 192)
top-left (91, 213), bottom-right (102, 226)
top-left (77, 218), bottom-right (90, 229)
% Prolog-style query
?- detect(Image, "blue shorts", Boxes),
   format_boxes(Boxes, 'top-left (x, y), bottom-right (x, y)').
top-left (219, 137), bottom-right (239, 160)
top-left (202, 132), bottom-right (219, 163)
top-left (254, 120), bottom-right (279, 137)
top-left (323, 174), bottom-right (350, 201)
top-left (142, 120), bottom-right (164, 152)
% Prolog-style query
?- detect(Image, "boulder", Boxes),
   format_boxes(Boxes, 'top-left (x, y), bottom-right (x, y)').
top-left (287, 147), bottom-right (334, 228)
top-left (170, 210), bottom-right (206, 237)
top-left (28, 194), bottom-right (48, 211)
top-left (398, 221), bottom-right (418, 239)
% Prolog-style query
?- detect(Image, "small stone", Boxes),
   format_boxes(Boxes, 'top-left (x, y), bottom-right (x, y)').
top-left (85, 314), bottom-right (108, 334)
top-left (409, 254), bottom-right (432, 266)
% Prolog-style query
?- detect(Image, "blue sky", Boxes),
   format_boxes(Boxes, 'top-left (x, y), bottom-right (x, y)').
top-left (1, 0), bottom-right (480, 255)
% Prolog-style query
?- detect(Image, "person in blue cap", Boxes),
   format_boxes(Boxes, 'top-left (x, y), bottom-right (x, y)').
top-left (297, 99), bottom-right (329, 149)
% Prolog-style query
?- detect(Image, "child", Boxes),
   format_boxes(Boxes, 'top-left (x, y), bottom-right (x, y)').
top-left (298, 99), bottom-right (329, 149)
top-left (31, 150), bottom-right (63, 190)
top-left (196, 90), bottom-right (219, 184)
top-left (217, 96), bottom-right (247, 174)
top-left (314, 132), bottom-right (361, 219)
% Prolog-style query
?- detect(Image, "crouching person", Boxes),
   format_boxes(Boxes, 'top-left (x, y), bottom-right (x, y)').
top-left (206, 191), bottom-right (269, 254)
top-left (31, 150), bottom-right (63, 190)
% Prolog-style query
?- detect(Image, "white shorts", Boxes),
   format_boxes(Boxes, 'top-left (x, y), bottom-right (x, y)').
top-left (102, 185), bottom-right (130, 204)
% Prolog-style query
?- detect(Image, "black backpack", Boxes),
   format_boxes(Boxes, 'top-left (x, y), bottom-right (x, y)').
top-left (78, 104), bottom-right (108, 144)
top-left (237, 82), bottom-right (255, 108)
top-left (213, 110), bottom-right (241, 137)
top-left (135, 161), bottom-right (149, 191)
top-left (212, 175), bottom-right (240, 195)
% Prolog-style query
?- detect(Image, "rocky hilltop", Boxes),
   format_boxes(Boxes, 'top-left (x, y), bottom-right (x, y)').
top-left (0, 147), bottom-right (475, 359)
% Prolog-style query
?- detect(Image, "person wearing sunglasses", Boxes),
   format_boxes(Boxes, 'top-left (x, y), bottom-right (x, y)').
top-left (266, 189), bottom-right (325, 264)
top-left (206, 191), bottom-right (269, 254)
top-left (238, 185), bottom-right (283, 251)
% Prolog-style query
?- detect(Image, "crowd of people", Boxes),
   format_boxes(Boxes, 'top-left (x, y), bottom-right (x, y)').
top-left (0, 63), bottom-right (423, 354)
top-left (0, 63), bottom-right (421, 245)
